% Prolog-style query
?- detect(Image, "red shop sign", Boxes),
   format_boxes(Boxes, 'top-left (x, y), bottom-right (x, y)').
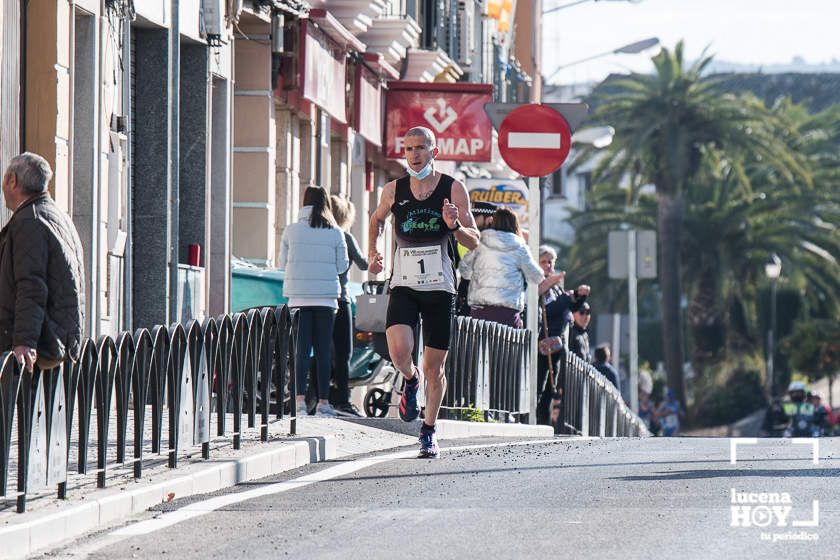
top-left (385, 82), bottom-right (493, 162)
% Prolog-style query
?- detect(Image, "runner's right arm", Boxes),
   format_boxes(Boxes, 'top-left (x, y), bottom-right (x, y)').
top-left (368, 180), bottom-right (396, 275)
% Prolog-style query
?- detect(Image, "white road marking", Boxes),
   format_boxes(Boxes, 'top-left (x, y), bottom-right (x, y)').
top-left (507, 132), bottom-right (562, 149)
top-left (109, 438), bottom-right (558, 538)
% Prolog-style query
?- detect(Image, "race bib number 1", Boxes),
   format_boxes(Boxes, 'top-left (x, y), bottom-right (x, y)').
top-left (398, 245), bottom-right (444, 287)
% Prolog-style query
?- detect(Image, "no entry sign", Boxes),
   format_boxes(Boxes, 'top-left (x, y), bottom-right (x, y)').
top-left (497, 104), bottom-right (573, 177)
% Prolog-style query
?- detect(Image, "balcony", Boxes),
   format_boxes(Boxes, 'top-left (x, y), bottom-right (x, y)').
top-left (357, 15), bottom-right (421, 67)
top-left (401, 48), bottom-right (464, 83)
top-left (314, 0), bottom-right (391, 35)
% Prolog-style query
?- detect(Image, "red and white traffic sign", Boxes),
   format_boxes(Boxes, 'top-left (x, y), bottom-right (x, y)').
top-left (497, 104), bottom-right (572, 177)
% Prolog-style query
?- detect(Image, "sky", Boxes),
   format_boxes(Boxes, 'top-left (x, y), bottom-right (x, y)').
top-left (541, 0), bottom-right (840, 85)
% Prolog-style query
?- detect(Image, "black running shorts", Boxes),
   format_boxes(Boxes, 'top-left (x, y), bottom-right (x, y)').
top-left (385, 287), bottom-right (456, 351)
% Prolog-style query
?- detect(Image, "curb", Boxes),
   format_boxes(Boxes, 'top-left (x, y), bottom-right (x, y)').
top-left (0, 436), bottom-right (335, 560)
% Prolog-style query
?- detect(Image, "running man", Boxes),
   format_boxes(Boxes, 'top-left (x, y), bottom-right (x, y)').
top-left (368, 126), bottom-right (479, 458)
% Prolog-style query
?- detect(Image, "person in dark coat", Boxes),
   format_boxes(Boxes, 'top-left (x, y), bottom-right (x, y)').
top-left (593, 343), bottom-right (621, 392)
top-left (569, 301), bottom-right (591, 362)
top-left (0, 152), bottom-right (85, 371)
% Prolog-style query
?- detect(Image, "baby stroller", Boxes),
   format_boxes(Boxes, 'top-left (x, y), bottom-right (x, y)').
top-left (353, 281), bottom-right (424, 417)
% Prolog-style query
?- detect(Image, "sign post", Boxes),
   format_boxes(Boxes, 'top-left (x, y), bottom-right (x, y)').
top-left (527, 176), bottom-right (540, 423)
top-left (608, 229), bottom-right (657, 412)
top-left (486, 102), bottom-right (587, 424)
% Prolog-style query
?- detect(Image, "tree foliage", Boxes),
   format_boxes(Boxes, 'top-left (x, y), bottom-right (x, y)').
top-left (781, 320), bottom-right (840, 381)
top-left (566, 42), bottom-right (840, 407)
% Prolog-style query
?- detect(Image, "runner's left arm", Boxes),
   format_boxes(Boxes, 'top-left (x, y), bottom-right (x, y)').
top-left (445, 179), bottom-right (480, 250)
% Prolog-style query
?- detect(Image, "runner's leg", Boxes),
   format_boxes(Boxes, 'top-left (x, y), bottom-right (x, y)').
top-left (386, 324), bottom-right (416, 379)
top-left (417, 290), bottom-right (455, 426)
top-left (421, 347), bottom-right (447, 425)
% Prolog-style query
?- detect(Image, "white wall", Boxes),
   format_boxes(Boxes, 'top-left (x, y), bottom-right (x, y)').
top-left (134, 0), bottom-right (204, 42)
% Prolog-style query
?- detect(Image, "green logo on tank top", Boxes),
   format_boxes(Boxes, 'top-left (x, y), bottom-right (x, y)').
top-left (402, 209), bottom-right (443, 234)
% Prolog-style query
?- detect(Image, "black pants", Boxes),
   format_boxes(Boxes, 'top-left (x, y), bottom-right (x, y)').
top-left (294, 306), bottom-right (335, 400)
top-left (536, 351), bottom-right (562, 425)
top-left (332, 300), bottom-right (353, 406)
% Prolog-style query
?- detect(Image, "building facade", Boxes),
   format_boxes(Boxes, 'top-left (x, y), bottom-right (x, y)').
top-left (0, 0), bottom-right (543, 339)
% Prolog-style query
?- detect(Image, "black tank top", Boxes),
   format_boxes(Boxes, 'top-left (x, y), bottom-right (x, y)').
top-left (389, 174), bottom-right (457, 293)
top-left (391, 174), bottom-right (454, 243)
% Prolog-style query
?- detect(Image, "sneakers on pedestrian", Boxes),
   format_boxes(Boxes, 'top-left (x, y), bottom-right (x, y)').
top-left (333, 402), bottom-right (363, 417)
top-left (295, 400), bottom-right (309, 417)
top-left (315, 402), bottom-right (338, 417)
top-left (399, 367), bottom-right (421, 422)
top-left (418, 427), bottom-right (439, 459)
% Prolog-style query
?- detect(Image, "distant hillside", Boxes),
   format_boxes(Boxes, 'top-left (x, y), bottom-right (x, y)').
top-left (585, 72), bottom-right (840, 114)
top-left (711, 73), bottom-right (840, 113)
top-left (705, 59), bottom-right (840, 75)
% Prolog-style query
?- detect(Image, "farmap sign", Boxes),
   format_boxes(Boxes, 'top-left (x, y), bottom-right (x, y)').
top-left (385, 82), bottom-right (493, 162)
top-left (466, 178), bottom-right (528, 227)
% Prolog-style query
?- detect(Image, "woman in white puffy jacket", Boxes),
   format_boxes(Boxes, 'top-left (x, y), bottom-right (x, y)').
top-left (459, 208), bottom-right (546, 328)
top-left (279, 186), bottom-right (349, 417)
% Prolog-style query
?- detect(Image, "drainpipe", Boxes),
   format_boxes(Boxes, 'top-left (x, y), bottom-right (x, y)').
top-left (167, 0), bottom-right (181, 325)
top-left (123, 11), bottom-right (133, 330)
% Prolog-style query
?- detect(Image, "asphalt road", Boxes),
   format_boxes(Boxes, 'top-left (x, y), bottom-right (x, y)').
top-left (43, 437), bottom-right (840, 560)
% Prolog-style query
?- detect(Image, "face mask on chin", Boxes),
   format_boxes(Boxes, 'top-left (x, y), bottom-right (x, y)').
top-left (407, 160), bottom-right (434, 180)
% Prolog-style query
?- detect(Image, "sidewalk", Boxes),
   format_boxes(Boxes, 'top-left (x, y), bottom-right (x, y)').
top-left (0, 415), bottom-right (552, 559)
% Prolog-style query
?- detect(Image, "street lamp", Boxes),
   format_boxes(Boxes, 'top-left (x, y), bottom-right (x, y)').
top-left (764, 253), bottom-right (782, 399)
top-left (572, 125), bottom-right (615, 148)
top-left (543, 0), bottom-right (643, 15)
top-left (545, 37), bottom-right (660, 83)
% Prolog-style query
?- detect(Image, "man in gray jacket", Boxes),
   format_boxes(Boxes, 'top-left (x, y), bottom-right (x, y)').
top-left (0, 152), bottom-right (85, 372)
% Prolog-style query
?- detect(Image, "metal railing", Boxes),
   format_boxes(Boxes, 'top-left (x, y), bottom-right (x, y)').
top-left (1, 306), bottom-right (298, 513)
top-left (557, 350), bottom-right (649, 437)
top-left (442, 317), bottom-right (648, 435)
top-left (443, 317), bottom-right (531, 422)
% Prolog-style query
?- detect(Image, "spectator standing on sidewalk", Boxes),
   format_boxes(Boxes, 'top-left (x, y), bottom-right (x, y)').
top-left (455, 201), bottom-right (496, 316)
top-left (458, 208), bottom-right (548, 328)
top-left (637, 368), bottom-right (659, 433)
top-left (0, 153), bottom-right (85, 372)
top-left (593, 343), bottom-right (621, 392)
top-left (638, 390), bottom-right (659, 434)
top-left (330, 195), bottom-right (368, 417)
top-left (657, 388), bottom-right (684, 436)
top-left (280, 186), bottom-right (349, 417)
top-left (569, 302), bottom-right (592, 362)
top-left (535, 245), bottom-right (589, 424)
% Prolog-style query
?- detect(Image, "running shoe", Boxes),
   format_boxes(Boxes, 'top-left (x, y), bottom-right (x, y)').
top-left (399, 367), bottom-right (421, 422)
top-left (295, 400), bottom-right (309, 417)
top-left (315, 402), bottom-right (338, 417)
top-left (418, 428), bottom-right (439, 459)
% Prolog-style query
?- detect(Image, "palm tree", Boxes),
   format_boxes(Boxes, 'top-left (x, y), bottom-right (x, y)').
top-left (576, 41), bottom-right (806, 404)
top-left (567, 98), bottom-right (839, 398)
